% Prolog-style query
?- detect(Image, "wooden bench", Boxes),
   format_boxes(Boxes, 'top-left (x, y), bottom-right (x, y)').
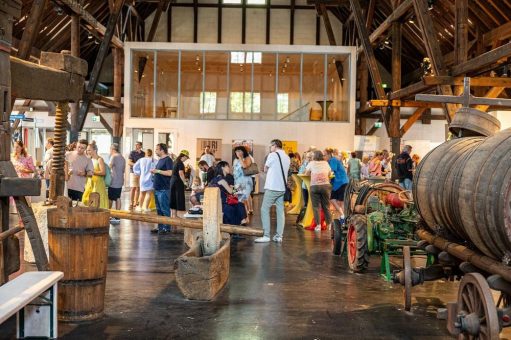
top-left (0, 271), bottom-right (63, 339)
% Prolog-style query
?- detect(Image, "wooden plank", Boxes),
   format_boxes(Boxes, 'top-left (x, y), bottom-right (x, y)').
top-left (483, 21), bottom-right (511, 47)
top-left (370, 99), bottom-right (442, 108)
top-left (474, 87), bottom-right (505, 112)
top-left (202, 188), bottom-right (222, 256)
top-left (454, 0), bottom-right (468, 64)
top-left (10, 57), bottom-right (84, 102)
top-left (350, 0), bottom-right (388, 130)
top-left (451, 41), bottom-right (511, 76)
top-left (110, 210), bottom-right (264, 236)
top-left (400, 107), bottom-right (427, 136)
top-left (389, 80), bottom-right (430, 100)
top-left (56, 0), bottom-right (123, 48)
top-left (413, 0), bottom-right (456, 121)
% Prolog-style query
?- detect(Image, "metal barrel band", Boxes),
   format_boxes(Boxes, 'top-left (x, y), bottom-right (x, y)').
top-left (59, 278), bottom-right (105, 286)
top-left (48, 226), bottom-right (109, 235)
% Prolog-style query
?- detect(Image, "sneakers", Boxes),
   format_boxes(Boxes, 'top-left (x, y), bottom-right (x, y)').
top-left (338, 217), bottom-right (346, 226)
top-left (254, 236), bottom-right (271, 243)
top-left (109, 217), bottom-right (120, 225)
top-left (135, 206), bottom-right (143, 212)
top-left (272, 235), bottom-right (283, 243)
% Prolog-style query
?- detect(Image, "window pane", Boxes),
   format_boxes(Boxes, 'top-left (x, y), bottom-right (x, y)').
top-left (155, 51), bottom-right (178, 118)
top-left (253, 53), bottom-right (276, 120)
top-left (252, 92), bottom-right (261, 113)
top-left (230, 92), bottom-right (244, 113)
top-left (229, 60), bottom-right (251, 119)
top-left (326, 54), bottom-right (349, 121)
top-left (200, 92), bottom-right (217, 113)
top-left (277, 93), bottom-right (288, 113)
top-left (230, 52), bottom-right (245, 64)
top-left (247, 0), bottom-right (265, 4)
top-left (204, 52), bottom-right (228, 119)
top-left (131, 51), bottom-right (154, 118)
top-left (302, 54), bottom-right (325, 121)
top-left (223, 0), bottom-right (241, 3)
top-left (278, 54), bottom-right (301, 120)
top-left (180, 52), bottom-right (203, 119)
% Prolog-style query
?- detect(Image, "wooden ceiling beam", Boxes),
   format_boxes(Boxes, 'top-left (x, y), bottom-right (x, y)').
top-left (17, 0), bottom-right (48, 60)
top-left (55, 0), bottom-right (123, 48)
top-left (451, 41), bottom-right (511, 76)
top-left (423, 76), bottom-right (511, 87)
top-left (413, 0), bottom-right (456, 121)
top-left (400, 107), bottom-right (427, 136)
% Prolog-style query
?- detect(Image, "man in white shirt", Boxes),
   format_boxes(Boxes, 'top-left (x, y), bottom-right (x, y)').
top-left (255, 139), bottom-right (290, 243)
top-left (43, 138), bottom-right (54, 200)
top-left (199, 145), bottom-right (215, 167)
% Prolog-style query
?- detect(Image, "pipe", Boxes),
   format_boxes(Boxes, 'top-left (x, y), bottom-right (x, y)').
top-left (109, 210), bottom-right (264, 237)
top-left (417, 229), bottom-right (511, 282)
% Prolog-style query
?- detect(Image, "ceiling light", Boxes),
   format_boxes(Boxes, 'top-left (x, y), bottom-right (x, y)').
top-left (88, 33), bottom-right (93, 39)
top-left (286, 57), bottom-right (290, 63)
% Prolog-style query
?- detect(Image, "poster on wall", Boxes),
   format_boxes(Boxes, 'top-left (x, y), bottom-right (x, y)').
top-left (232, 139), bottom-right (254, 162)
top-left (196, 138), bottom-right (222, 162)
top-left (282, 141), bottom-right (298, 154)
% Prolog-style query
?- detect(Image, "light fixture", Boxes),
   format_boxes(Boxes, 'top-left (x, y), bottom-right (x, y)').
top-left (332, 57), bottom-right (336, 64)
top-left (94, 40), bottom-right (99, 45)
top-left (88, 33), bottom-right (93, 39)
top-left (384, 39), bottom-right (390, 45)
top-left (379, 43), bottom-right (385, 50)
top-left (196, 55), bottom-right (200, 61)
top-left (286, 56), bottom-right (290, 63)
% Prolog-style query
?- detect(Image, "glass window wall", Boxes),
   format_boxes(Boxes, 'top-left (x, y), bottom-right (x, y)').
top-left (130, 48), bottom-right (351, 122)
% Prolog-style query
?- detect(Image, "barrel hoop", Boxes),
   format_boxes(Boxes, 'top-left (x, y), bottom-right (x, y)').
top-left (59, 278), bottom-right (105, 286)
top-left (48, 226), bottom-right (109, 235)
top-left (59, 310), bottom-right (103, 318)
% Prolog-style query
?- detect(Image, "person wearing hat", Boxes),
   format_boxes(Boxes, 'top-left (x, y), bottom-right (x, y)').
top-left (169, 150), bottom-right (190, 219)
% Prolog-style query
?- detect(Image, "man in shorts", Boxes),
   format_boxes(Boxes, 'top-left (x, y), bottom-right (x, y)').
top-left (66, 139), bottom-right (94, 202)
top-left (128, 141), bottom-right (145, 209)
top-left (324, 147), bottom-right (349, 224)
top-left (109, 143), bottom-right (126, 224)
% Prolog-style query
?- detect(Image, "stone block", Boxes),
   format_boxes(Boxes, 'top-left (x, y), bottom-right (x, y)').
top-left (40, 51), bottom-right (88, 77)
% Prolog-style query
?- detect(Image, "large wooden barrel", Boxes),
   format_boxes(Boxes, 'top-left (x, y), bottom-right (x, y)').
top-left (48, 197), bottom-right (110, 322)
top-left (413, 128), bottom-right (511, 260)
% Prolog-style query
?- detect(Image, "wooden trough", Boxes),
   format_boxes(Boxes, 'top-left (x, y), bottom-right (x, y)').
top-left (110, 187), bottom-right (262, 301)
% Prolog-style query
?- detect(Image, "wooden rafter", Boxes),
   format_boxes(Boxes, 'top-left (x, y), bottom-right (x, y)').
top-left (399, 107), bottom-right (427, 136)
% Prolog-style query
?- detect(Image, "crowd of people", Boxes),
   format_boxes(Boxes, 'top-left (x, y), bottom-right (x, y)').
top-left (10, 137), bottom-right (421, 240)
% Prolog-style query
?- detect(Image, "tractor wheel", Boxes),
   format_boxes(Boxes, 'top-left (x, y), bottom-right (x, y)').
top-left (332, 219), bottom-right (342, 255)
top-left (347, 215), bottom-right (369, 272)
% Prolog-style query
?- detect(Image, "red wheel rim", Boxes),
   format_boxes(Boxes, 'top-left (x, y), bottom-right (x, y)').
top-left (347, 223), bottom-right (357, 265)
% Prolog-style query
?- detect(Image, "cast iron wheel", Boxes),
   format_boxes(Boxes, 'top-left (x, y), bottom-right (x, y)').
top-left (346, 215), bottom-right (369, 272)
top-left (403, 246), bottom-right (412, 311)
top-left (332, 219), bottom-right (342, 255)
top-left (457, 273), bottom-right (500, 340)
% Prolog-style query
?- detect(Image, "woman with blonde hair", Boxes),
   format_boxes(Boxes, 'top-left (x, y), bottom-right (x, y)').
top-left (82, 141), bottom-right (109, 209)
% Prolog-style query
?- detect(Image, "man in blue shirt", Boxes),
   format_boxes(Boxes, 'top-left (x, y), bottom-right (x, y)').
top-left (150, 143), bottom-right (174, 234)
top-left (324, 147), bottom-right (349, 224)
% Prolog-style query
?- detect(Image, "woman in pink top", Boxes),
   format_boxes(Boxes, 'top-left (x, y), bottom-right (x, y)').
top-left (12, 140), bottom-right (35, 179)
top-left (368, 151), bottom-right (383, 177)
top-left (305, 150), bottom-right (333, 231)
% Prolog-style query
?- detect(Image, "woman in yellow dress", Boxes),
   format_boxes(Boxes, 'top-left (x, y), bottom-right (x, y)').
top-left (82, 141), bottom-right (109, 209)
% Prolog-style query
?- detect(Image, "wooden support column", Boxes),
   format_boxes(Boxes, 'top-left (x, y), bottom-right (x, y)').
top-left (112, 48), bottom-right (123, 144)
top-left (70, 14), bottom-right (80, 143)
top-left (413, 0), bottom-right (456, 122)
top-left (350, 0), bottom-right (388, 131)
top-left (390, 20), bottom-right (401, 169)
top-left (454, 0), bottom-right (468, 99)
top-left (74, 0), bottom-right (126, 141)
top-left (17, 0), bottom-right (48, 60)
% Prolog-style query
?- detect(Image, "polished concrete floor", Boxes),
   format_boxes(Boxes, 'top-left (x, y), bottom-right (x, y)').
top-left (0, 194), bottom-right (480, 339)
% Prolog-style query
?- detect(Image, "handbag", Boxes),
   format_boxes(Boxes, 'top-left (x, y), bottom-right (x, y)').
top-left (242, 162), bottom-right (259, 176)
top-left (276, 152), bottom-right (292, 202)
top-left (226, 193), bottom-right (239, 205)
top-left (104, 165), bottom-right (112, 187)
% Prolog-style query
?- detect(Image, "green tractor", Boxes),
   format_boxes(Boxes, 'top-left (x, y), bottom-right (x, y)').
top-left (333, 181), bottom-right (422, 277)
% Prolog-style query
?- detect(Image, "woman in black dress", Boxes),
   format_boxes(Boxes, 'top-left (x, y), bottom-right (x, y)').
top-left (209, 161), bottom-right (247, 225)
top-left (169, 150), bottom-right (189, 218)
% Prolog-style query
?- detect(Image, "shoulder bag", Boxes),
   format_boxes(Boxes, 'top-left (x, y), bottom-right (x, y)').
top-left (242, 158), bottom-right (259, 176)
top-left (276, 152), bottom-right (292, 202)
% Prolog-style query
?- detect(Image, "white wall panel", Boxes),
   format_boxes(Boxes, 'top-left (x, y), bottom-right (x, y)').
top-left (246, 9), bottom-right (266, 44)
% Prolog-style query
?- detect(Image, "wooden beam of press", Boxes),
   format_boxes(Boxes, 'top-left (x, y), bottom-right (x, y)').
top-left (356, 0), bottom-right (413, 55)
top-left (423, 76), bottom-right (511, 87)
top-left (56, 0), bottom-right (123, 48)
top-left (474, 87), bottom-right (505, 112)
top-left (389, 80), bottom-right (431, 100)
top-left (10, 57), bottom-right (84, 102)
top-left (400, 107), bottom-right (427, 137)
top-left (110, 210), bottom-right (264, 236)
